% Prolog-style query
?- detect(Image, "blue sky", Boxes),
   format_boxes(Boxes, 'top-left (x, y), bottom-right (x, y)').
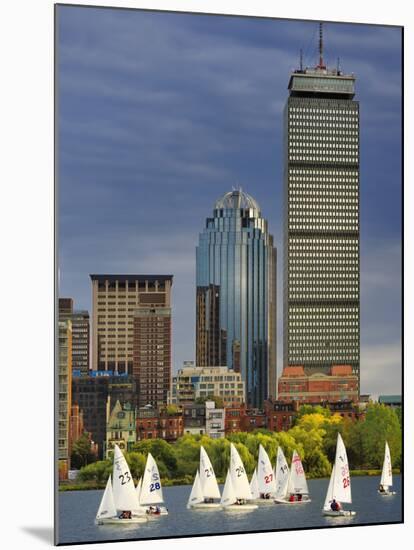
top-left (57, 5), bottom-right (402, 397)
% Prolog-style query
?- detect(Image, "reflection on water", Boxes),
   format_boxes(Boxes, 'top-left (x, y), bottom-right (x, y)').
top-left (57, 475), bottom-right (402, 545)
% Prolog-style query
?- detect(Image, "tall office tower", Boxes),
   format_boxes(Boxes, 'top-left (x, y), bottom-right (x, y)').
top-left (58, 318), bottom-right (72, 479)
top-left (196, 189), bottom-right (277, 407)
top-left (133, 306), bottom-right (172, 408)
top-left (283, 25), bottom-right (360, 391)
top-left (90, 275), bottom-right (172, 375)
top-left (58, 299), bottom-right (90, 375)
top-left (71, 311), bottom-right (90, 376)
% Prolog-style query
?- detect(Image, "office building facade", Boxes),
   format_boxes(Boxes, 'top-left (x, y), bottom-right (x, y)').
top-left (283, 34), bottom-right (360, 391)
top-left (133, 306), bottom-right (171, 409)
top-left (90, 274), bottom-right (172, 378)
top-left (172, 364), bottom-right (245, 407)
top-left (58, 319), bottom-right (72, 479)
top-left (196, 189), bottom-right (277, 407)
top-left (58, 298), bottom-right (90, 375)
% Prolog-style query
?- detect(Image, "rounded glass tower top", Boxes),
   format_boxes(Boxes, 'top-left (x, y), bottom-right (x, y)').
top-left (214, 189), bottom-right (260, 213)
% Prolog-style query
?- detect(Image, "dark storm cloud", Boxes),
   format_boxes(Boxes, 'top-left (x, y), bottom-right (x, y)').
top-left (57, 6), bottom-right (402, 394)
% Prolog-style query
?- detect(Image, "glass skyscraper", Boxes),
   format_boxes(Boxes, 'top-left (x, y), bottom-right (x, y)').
top-left (283, 30), bottom-right (360, 390)
top-left (196, 189), bottom-right (276, 407)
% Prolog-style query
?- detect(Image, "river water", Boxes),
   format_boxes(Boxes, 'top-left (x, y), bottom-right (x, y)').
top-left (57, 475), bottom-right (402, 545)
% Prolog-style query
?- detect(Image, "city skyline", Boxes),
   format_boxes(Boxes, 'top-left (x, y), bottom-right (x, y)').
top-left (58, 7), bottom-right (402, 397)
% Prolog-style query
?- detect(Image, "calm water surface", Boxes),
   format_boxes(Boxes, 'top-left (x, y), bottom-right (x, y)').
top-left (57, 475), bottom-right (402, 545)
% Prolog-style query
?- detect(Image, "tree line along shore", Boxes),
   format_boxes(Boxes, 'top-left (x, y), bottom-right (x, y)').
top-left (60, 403), bottom-right (402, 492)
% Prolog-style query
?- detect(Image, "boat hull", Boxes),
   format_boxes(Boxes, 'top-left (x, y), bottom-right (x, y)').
top-left (143, 505), bottom-right (168, 516)
top-left (322, 509), bottom-right (356, 517)
top-left (378, 490), bottom-right (396, 496)
top-left (222, 504), bottom-right (258, 511)
top-left (188, 503), bottom-right (221, 509)
top-left (274, 497), bottom-right (311, 505)
top-left (251, 498), bottom-right (276, 504)
top-left (96, 516), bottom-right (147, 525)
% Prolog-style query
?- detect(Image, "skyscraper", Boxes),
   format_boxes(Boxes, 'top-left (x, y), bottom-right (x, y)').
top-left (196, 189), bottom-right (277, 407)
top-left (283, 25), bottom-right (360, 393)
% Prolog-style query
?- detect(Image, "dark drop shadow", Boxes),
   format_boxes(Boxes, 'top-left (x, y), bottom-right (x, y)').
top-left (21, 526), bottom-right (54, 545)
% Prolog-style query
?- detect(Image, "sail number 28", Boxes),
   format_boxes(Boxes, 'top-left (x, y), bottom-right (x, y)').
top-left (150, 482), bottom-right (161, 492)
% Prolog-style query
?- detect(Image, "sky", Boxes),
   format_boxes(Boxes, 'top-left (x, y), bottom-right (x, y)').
top-left (57, 5), bottom-right (402, 397)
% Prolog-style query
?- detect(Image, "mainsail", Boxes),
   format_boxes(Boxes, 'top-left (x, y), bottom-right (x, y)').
top-left (199, 446), bottom-right (221, 499)
top-left (287, 450), bottom-right (309, 495)
top-left (380, 441), bottom-right (393, 489)
top-left (257, 444), bottom-right (277, 495)
top-left (230, 443), bottom-right (252, 500)
top-left (274, 447), bottom-right (290, 499)
top-left (112, 445), bottom-right (141, 512)
top-left (139, 452), bottom-right (164, 505)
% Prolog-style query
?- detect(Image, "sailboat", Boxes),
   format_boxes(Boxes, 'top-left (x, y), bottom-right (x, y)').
top-left (378, 441), bottom-right (396, 496)
top-left (274, 449), bottom-right (311, 504)
top-left (187, 446), bottom-right (221, 509)
top-left (95, 444), bottom-right (147, 525)
top-left (221, 443), bottom-right (257, 510)
top-left (255, 444), bottom-right (277, 501)
top-left (322, 433), bottom-right (356, 517)
top-left (138, 452), bottom-right (168, 515)
top-left (273, 447), bottom-right (290, 501)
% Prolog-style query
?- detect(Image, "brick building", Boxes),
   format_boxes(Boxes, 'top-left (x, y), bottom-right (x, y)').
top-left (278, 364), bottom-right (358, 403)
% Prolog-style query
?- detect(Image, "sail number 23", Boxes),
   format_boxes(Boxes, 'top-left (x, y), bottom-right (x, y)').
top-left (119, 472), bottom-right (131, 485)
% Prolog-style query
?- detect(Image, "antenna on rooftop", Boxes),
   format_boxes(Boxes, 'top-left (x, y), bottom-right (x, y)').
top-left (299, 48), bottom-right (303, 71)
top-left (318, 22), bottom-right (325, 69)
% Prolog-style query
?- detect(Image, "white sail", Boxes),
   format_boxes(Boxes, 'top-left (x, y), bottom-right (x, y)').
top-left (139, 453), bottom-right (164, 505)
top-left (230, 443), bottom-right (252, 500)
top-left (199, 446), bottom-right (221, 499)
top-left (221, 470), bottom-right (237, 507)
top-left (287, 450), bottom-right (309, 495)
top-left (96, 476), bottom-right (117, 520)
top-left (112, 445), bottom-right (141, 512)
top-left (323, 465), bottom-right (335, 510)
top-left (187, 470), bottom-right (204, 508)
top-left (250, 468), bottom-right (260, 499)
top-left (136, 477), bottom-right (142, 502)
top-left (380, 441), bottom-right (393, 489)
top-left (274, 447), bottom-right (290, 499)
top-left (257, 444), bottom-right (277, 495)
top-left (332, 433), bottom-right (352, 503)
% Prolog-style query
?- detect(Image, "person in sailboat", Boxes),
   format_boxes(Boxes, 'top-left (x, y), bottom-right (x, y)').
top-left (330, 499), bottom-right (341, 512)
top-left (379, 484), bottom-right (386, 494)
top-left (119, 511), bottom-right (132, 519)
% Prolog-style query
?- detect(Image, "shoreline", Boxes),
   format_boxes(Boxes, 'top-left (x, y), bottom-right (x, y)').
top-left (58, 469), bottom-right (400, 492)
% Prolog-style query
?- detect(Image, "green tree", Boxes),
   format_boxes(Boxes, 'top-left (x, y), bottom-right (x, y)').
top-left (360, 404), bottom-right (402, 469)
top-left (132, 439), bottom-right (178, 477)
top-left (78, 459), bottom-right (112, 484)
top-left (125, 452), bottom-right (147, 480)
top-left (70, 433), bottom-right (97, 469)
